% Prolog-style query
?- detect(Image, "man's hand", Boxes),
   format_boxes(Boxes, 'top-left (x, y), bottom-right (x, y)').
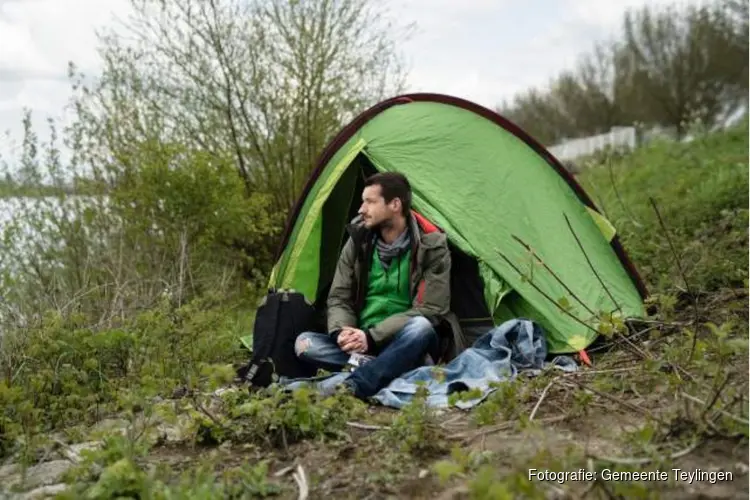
top-left (338, 327), bottom-right (368, 353)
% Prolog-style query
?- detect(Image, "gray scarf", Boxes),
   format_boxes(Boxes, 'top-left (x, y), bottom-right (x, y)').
top-left (375, 228), bottom-right (411, 270)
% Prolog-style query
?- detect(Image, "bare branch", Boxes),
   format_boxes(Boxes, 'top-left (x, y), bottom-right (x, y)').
top-left (563, 213), bottom-right (622, 315)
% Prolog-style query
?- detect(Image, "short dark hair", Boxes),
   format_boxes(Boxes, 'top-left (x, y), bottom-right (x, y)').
top-left (364, 172), bottom-right (412, 216)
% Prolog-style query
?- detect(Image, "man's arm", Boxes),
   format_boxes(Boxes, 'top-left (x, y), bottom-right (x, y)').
top-left (326, 237), bottom-right (359, 335)
top-left (367, 239), bottom-right (451, 344)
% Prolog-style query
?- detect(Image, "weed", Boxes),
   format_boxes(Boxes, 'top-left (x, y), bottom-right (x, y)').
top-left (228, 384), bottom-right (367, 447)
top-left (381, 384), bottom-right (446, 456)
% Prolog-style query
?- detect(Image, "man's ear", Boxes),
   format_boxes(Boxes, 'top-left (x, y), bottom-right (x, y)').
top-left (390, 197), bottom-right (402, 212)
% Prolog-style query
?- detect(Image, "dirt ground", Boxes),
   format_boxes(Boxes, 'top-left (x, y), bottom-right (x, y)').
top-left (143, 325), bottom-right (749, 500)
top-left (144, 398), bottom-right (748, 500)
top-left (3, 291), bottom-right (746, 500)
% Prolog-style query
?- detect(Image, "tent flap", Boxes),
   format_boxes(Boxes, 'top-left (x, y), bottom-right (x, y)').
top-left (587, 207), bottom-right (617, 242)
top-left (479, 260), bottom-right (512, 319)
top-left (277, 137), bottom-right (367, 299)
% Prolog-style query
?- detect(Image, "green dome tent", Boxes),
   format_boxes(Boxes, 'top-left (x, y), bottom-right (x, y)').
top-left (263, 93), bottom-right (648, 357)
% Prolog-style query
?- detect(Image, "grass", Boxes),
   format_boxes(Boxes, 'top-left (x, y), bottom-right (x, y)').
top-left (576, 122), bottom-right (748, 294)
top-left (0, 123), bottom-right (748, 499)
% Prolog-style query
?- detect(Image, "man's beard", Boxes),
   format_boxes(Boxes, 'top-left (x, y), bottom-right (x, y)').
top-left (368, 215), bottom-right (393, 231)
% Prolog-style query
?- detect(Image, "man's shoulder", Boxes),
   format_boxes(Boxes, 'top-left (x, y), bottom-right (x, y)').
top-left (419, 231), bottom-right (450, 266)
top-left (340, 236), bottom-right (358, 256)
top-left (340, 231), bottom-right (368, 259)
top-left (420, 230), bottom-right (448, 249)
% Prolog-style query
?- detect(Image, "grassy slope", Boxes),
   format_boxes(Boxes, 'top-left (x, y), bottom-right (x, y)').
top-left (577, 122), bottom-right (749, 295)
top-left (2, 125), bottom-right (748, 499)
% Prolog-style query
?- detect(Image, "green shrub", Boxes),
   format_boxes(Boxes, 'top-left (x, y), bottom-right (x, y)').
top-left (0, 294), bottom-right (253, 458)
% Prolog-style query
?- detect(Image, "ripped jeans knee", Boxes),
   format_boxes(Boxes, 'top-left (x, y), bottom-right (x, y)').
top-left (294, 331), bottom-right (350, 369)
top-left (294, 332), bottom-right (313, 357)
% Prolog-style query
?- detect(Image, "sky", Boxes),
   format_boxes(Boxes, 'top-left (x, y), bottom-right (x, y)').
top-left (0, 0), bottom-right (700, 163)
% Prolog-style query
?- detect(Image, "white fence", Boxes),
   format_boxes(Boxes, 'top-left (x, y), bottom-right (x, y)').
top-left (547, 127), bottom-right (638, 162)
top-left (547, 103), bottom-right (749, 162)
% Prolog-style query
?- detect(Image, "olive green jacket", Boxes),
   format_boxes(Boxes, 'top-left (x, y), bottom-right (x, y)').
top-left (326, 213), bottom-right (465, 358)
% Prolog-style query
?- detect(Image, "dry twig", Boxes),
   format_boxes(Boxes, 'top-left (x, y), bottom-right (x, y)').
top-left (273, 465), bottom-right (295, 478)
top-left (190, 394), bottom-right (234, 440)
top-left (681, 392), bottom-right (748, 425)
top-left (346, 421), bottom-right (387, 431)
top-left (562, 367), bottom-right (642, 376)
top-left (701, 374), bottom-right (733, 421)
top-left (590, 440), bottom-right (702, 466)
top-left (529, 378), bottom-right (557, 421)
top-left (606, 154), bottom-right (643, 228)
top-left (647, 197), bottom-right (700, 359)
top-left (511, 234), bottom-right (596, 317)
top-left (563, 213), bottom-right (622, 315)
top-left (495, 248), bottom-right (605, 337)
top-left (566, 378), bottom-right (662, 423)
top-left (451, 415), bottom-right (567, 443)
top-left (293, 464), bottom-right (309, 500)
top-left (439, 413), bottom-right (467, 429)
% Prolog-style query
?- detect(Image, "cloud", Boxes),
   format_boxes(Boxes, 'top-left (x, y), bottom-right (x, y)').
top-left (0, 0), bottom-right (131, 161)
top-left (0, 68), bottom-right (69, 83)
top-left (0, 0), bottom-right (131, 75)
top-left (394, 0), bottom-right (699, 110)
top-left (0, 0), bottom-right (704, 164)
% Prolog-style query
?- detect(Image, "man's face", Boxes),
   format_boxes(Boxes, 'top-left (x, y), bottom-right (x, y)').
top-left (359, 184), bottom-right (400, 229)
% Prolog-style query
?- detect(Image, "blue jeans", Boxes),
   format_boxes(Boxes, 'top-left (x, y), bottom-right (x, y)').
top-left (294, 316), bottom-right (439, 399)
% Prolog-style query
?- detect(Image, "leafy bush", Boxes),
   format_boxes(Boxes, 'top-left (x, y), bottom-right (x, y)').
top-left (0, 294), bottom-right (252, 459)
top-left (1, 132), bottom-right (281, 324)
top-left (0, 122), bottom-right (279, 460)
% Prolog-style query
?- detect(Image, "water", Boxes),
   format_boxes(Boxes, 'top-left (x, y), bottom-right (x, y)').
top-left (0, 196), bottom-right (110, 324)
top-left (1, 196), bottom-right (106, 266)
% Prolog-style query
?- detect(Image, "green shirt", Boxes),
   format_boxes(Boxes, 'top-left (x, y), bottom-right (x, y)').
top-left (358, 248), bottom-right (412, 330)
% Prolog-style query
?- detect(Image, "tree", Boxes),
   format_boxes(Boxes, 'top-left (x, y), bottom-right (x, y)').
top-left (498, 1), bottom-right (748, 143)
top-left (569, 42), bottom-right (628, 132)
top-left (617, 1), bottom-right (748, 137)
top-left (67, 0), bottom-right (412, 213)
top-left (497, 88), bottom-right (569, 145)
top-left (502, 41), bottom-right (629, 144)
top-left (719, 0), bottom-right (749, 107)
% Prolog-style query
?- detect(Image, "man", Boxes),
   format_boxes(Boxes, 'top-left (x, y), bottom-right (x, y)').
top-left (294, 172), bottom-right (453, 399)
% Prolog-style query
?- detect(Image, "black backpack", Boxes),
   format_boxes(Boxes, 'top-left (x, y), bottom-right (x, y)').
top-left (237, 289), bottom-right (319, 387)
